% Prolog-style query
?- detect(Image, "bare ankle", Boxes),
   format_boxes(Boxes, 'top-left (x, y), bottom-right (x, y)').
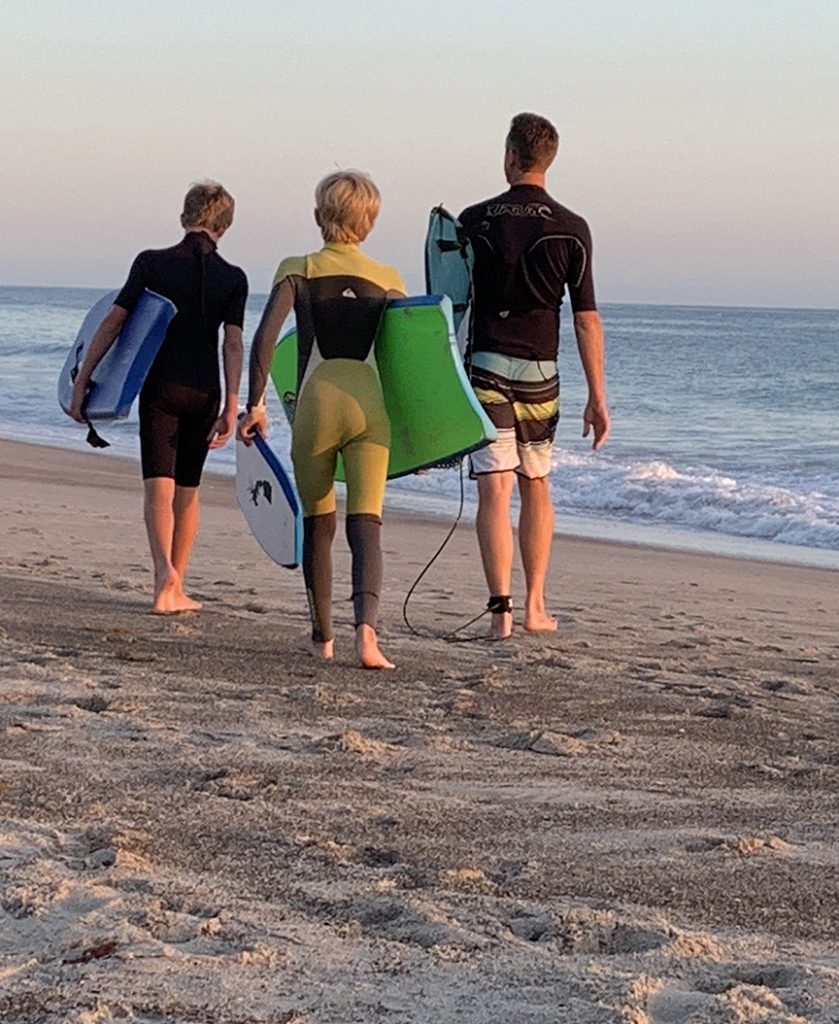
top-left (524, 597), bottom-right (558, 633)
top-left (152, 568), bottom-right (178, 612)
top-left (315, 638), bottom-right (334, 661)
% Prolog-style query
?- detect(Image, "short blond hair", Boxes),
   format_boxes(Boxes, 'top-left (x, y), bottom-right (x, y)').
top-left (315, 171), bottom-right (381, 244)
top-left (182, 180), bottom-right (235, 234)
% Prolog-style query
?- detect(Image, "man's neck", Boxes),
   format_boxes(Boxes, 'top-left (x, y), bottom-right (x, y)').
top-left (507, 171), bottom-right (546, 188)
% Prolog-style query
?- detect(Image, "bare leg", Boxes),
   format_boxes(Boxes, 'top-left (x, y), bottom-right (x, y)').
top-left (144, 477), bottom-right (179, 614)
top-left (171, 485), bottom-right (202, 609)
top-left (143, 478), bottom-right (200, 614)
top-left (518, 474), bottom-right (558, 632)
top-left (475, 472), bottom-right (515, 638)
top-left (355, 624), bottom-right (395, 670)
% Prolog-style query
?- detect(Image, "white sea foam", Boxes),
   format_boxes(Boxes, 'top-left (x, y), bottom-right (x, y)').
top-left (386, 449), bottom-right (839, 554)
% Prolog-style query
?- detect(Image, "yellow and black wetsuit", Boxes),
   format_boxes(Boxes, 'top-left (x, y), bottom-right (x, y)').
top-left (248, 242), bottom-right (406, 642)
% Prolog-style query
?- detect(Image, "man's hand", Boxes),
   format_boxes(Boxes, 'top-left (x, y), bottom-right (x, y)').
top-left (236, 407), bottom-right (268, 446)
top-left (208, 407), bottom-right (237, 449)
top-left (582, 399), bottom-right (610, 451)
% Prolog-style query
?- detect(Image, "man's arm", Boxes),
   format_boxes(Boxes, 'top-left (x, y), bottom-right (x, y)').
top-left (573, 310), bottom-right (611, 450)
top-left (68, 306), bottom-right (129, 423)
top-left (208, 324), bottom-right (244, 449)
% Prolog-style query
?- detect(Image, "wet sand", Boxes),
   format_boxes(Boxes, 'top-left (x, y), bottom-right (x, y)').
top-left (2, 438), bottom-right (838, 1023)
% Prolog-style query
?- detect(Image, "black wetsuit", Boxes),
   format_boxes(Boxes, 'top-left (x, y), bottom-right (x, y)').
top-left (459, 184), bottom-right (597, 361)
top-left (115, 231), bottom-right (248, 486)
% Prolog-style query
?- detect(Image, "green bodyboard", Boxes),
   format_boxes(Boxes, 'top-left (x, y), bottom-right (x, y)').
top-left (269, 295), bottom-right (495, 480)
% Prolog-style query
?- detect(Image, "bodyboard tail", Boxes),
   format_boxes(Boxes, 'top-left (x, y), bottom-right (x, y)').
top-left (424, 206), bottom-right (474, 334)
top-left (58, 289), bottom-right (177, 420)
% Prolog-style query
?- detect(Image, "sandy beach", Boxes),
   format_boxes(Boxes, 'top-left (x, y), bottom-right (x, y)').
top-left (1, 437), bottom-right (838, 1023)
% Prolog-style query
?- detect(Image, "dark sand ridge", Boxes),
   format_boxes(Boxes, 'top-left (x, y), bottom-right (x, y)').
top-left (2, 438), bottom-right (838, 1023)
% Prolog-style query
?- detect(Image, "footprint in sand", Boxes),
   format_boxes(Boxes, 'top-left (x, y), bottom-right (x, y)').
top-left (645, 963), bottom-right (814, 1024)
top-left (496, 728), bottom-right (620, 758)
top-left (760, 678), bottom-right (809, 695)
top-left (505, 904), bottom-right (670, 956)
top-left (71, 696), bottom-right (110, 714)
top-left (321, 893), bottom-right (486, 951)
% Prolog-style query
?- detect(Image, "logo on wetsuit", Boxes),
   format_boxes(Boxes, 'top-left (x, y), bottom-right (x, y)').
top-left (485, 203), bottom-right (553, 219)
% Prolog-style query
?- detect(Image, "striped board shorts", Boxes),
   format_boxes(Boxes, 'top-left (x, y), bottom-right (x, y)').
top-left (469, 351), bottom-right (559, 479)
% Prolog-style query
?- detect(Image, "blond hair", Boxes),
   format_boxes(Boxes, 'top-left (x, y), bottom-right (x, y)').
top-left (182, 180), bottom-right (235, 234)
top-left (315, 170), bottom-right (381, 244)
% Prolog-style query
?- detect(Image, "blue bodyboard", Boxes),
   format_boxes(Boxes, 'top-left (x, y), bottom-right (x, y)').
top-left (58, 289), bottom-right (177, 420)
top-left (424, 206), bottom-right (474, 334)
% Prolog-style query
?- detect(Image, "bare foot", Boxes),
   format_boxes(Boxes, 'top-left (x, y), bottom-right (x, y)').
top-left (296, 636), bottom-right (334, 660)
top-left (490, 611), bottom-right (513, 639)
top-left (152, 570), bottom-right (181, 615)
top-left (152, 570), bottom-right (201, 615)
top-left (356, 625), bottom-right (395, 670)
top-left (315, 638), bottom-right (334, 661)
top-left (524, 609), bottom-right (558, 633)
top-left (169, 591), bottom-right (203, 614)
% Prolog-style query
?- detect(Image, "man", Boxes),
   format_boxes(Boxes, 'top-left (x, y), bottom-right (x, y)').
top-left (70, 181), bottom-right (247, 614)
top-left (459, 113), bottom-right (610, 638)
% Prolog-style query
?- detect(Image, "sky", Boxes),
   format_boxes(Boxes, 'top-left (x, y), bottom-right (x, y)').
top-left (2, 0), bottom-right (838, 308)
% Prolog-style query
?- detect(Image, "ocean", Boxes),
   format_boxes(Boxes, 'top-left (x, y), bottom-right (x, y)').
top-left (1, 285), bottom-right (837, 570)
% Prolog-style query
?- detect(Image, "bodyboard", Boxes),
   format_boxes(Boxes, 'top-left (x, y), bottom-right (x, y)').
top-left (424, 206), bottom-right (474, 334)
top-left (236, 430), bottom-right (303, 569)
top-left (269, 295), bottom-right (496, 481)
top-left (58, 289), bottom-right (177, 420)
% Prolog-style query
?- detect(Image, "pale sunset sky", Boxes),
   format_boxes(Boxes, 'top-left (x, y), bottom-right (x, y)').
top-left (2, 0), bottom-right (837, 308)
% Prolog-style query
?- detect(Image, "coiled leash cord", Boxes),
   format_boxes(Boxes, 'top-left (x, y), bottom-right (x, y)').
top-left (400, 460), bottom-right (508, 643)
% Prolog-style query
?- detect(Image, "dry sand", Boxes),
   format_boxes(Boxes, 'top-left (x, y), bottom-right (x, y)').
top-left (1, 438), bottom-right (838, 1023)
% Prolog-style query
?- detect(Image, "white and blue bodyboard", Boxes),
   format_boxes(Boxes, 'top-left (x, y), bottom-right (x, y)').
top-left (236, 431), bottom-right (303, 570)
top-left (424, 206), bottom-right (474, 335)
top-left (58, 289), bottom-right (176, 420)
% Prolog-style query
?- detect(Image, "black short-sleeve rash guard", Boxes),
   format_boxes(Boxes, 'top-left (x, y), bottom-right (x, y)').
top-left (115, 231), bottom-right (248, 392)
top-left (459, 185), bottom-right (596, 361)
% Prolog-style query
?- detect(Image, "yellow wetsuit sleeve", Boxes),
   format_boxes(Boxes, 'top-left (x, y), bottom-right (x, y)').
top-left (387, 268), bottom-right (407, 296)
